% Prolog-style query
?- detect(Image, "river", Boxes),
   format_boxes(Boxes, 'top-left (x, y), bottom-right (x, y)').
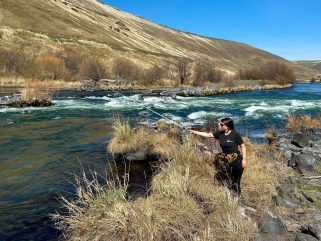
top-left (0, 82), bottom-right (320, 240)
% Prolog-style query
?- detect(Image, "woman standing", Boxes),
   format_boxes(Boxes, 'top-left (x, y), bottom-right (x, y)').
top-left (189, 117), bottom-right (247, 197)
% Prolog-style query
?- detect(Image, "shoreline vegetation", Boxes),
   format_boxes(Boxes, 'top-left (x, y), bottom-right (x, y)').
top-left (53, 115), bottom-right (321, 240)
top-left (53, 119), bottom-right (287, 240)
top-left (1, 38), bottom-right (313, 95)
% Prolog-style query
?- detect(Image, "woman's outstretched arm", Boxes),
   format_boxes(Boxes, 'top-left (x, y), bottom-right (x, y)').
top-left (240, 143), bottom-right (247, 168)
top-left (189, 130), bottom-right (214, 138)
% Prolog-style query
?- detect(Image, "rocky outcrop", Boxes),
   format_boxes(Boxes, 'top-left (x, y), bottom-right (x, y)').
top-left (160, 83), bottom-right (292, 97)
top-left (276, 129), bottom-right (321, 173)
top-left (262, 128), bottom-right (321, 241)
top-left (0, 95), bottom-right (53, 108)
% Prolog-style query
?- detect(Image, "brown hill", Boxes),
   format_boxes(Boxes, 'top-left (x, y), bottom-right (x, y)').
top-left (0, 0), bottom-right (317, 79)
top-left (295, 60), bottom-right (321, 72)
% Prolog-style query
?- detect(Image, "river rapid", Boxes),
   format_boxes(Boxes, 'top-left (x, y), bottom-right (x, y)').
top-left (0, 83), bottom-right (320, 240)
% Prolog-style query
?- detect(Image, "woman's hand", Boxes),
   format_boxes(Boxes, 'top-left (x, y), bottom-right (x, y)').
top-left (242, 159), bottom-right (247, 168)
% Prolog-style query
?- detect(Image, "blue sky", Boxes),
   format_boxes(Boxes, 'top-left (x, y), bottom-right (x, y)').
top-left (102, 0), bottom-right (321, 60)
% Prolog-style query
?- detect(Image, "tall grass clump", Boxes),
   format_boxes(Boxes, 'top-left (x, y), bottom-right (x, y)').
top-left (108, 119), bottom-right (178, 159)
top-left (56, 121), bottom-right (285, 241)
top-left (21, 79), bottom-right (53, 102)
top-left (287, 115), bottom-right (321, 132)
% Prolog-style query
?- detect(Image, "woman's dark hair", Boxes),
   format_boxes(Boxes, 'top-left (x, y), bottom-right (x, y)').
top-left (221, 117), bottom-right (234, 130)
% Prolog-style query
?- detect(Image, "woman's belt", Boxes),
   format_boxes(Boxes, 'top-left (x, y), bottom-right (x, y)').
top-left (217, 152), bottom-right (239, 165)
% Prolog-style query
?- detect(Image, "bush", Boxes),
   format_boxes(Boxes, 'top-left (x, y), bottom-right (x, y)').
top-left (176, 59), bottom-right (190, 85)
top-left (239, 61), bottom-right (295, 85)
top-left (35, 54), bottom-right (68, 80)
top-left (59, 48), bottom-right (84, 80)
top-left (0, 48), bottom-right (35, 77)
top-left (78, 57), bottom-right (109, 80)
top-left (140, 65), bottom-right (165, 86)
top-left (193, 61), bottom-right (225, 86)
top-left (112, 58), bottom-right (142, 80)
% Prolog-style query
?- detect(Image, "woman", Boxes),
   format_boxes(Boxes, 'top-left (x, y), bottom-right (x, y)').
top-left (189, 117), bottom-right (247, 197)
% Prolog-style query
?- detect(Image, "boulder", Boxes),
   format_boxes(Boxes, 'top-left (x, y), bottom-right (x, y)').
top-left (295, 233), bottom-right (318, 241)
top-left (126, 146), bottom-right (149, 161)
top-left (289, 153), bottom-right (318, 171)
top-left (302, 222), bottom-right (321, 240)
top-left (278, 183), bottom-right (295, 197)
top-left (254, 233), bottom-right (280, 241)
top-left (292, 133), bottom-right (310, 148)
top-left (276, 196), bottom-right (299, 209)
top-left (259, 210), bottom-right (288, 235)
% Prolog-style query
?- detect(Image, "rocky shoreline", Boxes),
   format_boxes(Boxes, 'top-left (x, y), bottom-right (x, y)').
top-left (255, 128), bottom-right (321, 241)
top-left (79, 79), bottom-right (293, 97)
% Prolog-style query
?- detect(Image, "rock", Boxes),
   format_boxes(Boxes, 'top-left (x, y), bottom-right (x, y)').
top-left (276, 196), bottom-right (300, 209)
top-left (254, 233), bottom-right (280, 241)
top-left (296, 233), bottom-right (318, 241)
top-left (126, 146), bottom-right (149, 161)
top-left (278, 183), bottom-right (295, 197)
top-left (295, 208), bottom-right (306, 214)
top-left (259, 210), bottom-right (288, 235)
top-left (292, 133), bottom-right (310, 148)
top-left (302, 222), bottom-right (321, 240)
top-left (286, 222), bottom-right (302, 232)
top-left (290, 153), bottom-right (318, 172)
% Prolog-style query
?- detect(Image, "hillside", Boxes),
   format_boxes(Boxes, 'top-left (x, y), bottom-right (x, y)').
top-left (295, 60), bottom-right (321, 72)
top-left (0, 0), bottom-right (317, 79)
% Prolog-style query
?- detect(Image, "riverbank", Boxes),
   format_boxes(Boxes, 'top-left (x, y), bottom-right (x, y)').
top-left (0, 77), bottom-right (82, 90)
top-left (53, 120), bottom-right (282, 240)
top-left (54, 115), bottom-right (321, 241)
top-left (0, 77), bottom-right (293, 97)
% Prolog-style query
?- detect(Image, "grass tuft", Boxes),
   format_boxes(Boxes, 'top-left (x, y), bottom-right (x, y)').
top-left (21, 79), bottom-right (53, 102)
top-left (287, 115), bottom-right (321, 132)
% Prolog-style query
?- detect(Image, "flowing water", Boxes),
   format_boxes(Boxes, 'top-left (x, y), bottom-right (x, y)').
top-left (0, 83), bottom-right (320, 240)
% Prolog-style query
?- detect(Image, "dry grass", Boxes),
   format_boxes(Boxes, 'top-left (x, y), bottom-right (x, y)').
top-left (287, 115), bottom-right (321, 132)
top-left (108, 119), bottom-right (179, 160)
top-left (21, 79), bottom-right (54, 102)
top-left (55, 122), bottom-right (286, 241)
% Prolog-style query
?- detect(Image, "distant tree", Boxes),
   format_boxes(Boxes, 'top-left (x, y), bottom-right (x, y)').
top-left (177, 59), bottom-right (190, 85)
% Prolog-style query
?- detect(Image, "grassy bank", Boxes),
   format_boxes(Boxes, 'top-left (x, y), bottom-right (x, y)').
top-left (0, 77), bottom-right (82, 90)
top-left (53, 120), bottom-right (287, 241)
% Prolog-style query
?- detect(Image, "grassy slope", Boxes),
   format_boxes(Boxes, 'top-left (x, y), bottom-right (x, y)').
top-left (0, 0), bottom-right (317, 78)
top-left (295, 60), bottom-right (321, 73)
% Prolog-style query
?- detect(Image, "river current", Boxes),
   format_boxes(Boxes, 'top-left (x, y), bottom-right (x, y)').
top-left (0, 83), bottom-right (320, 240)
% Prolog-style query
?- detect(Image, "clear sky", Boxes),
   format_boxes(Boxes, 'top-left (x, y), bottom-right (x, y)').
top-left (102, 0), bottom-right (321, 60)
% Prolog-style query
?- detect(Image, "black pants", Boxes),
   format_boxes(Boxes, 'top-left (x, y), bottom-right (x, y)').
top-left (214, 155), bottom-right (244, 196)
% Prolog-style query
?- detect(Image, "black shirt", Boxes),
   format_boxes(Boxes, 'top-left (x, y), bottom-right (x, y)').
top-left (213, 130), bottom-right (244, 154)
